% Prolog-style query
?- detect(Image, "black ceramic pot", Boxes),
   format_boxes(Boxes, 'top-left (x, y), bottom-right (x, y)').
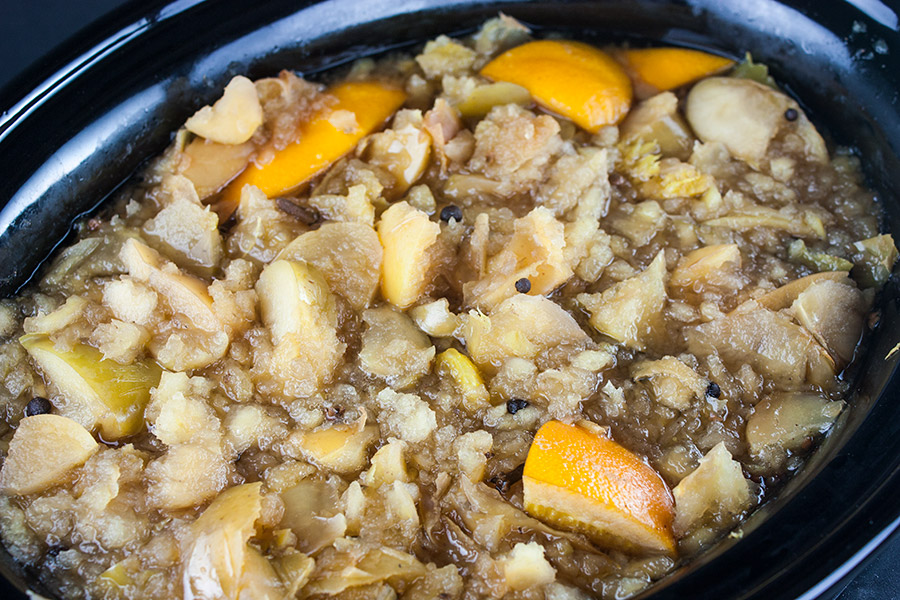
top-left (1, 1), bottom-right (899, 598)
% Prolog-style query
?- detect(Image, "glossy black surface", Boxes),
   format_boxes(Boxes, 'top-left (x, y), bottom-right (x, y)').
top-left (1, 1), bottom-right (900, 599)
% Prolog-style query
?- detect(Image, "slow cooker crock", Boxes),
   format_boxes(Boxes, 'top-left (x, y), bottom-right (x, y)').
top-left (1, 1), bottom-right (899, 598)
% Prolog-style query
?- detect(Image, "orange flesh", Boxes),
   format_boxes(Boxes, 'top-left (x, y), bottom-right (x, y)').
top-left (621, 47), bottom-right (734, 92)
top-left (480, 40), bottom-right (633, 132)
top-left (523, 420), bottom-right (676, 554)
top-left (216, 80), bottom-right (407, 219)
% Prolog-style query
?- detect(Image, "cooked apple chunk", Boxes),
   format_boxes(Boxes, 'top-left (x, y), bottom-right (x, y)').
top-left (464, 295), bottom-right (591, 373)
top-left (687, 301), bottom-right (835, 389)
top-left (746, 393), bottom-right (844, 470)
top-left (0, 415), bottom-right (98, 495)
top-left (409, 298), bottom-right (462, 337)
top-left (620, 91), bottom-right (694, 159)
top-left (685, 77), bottom-right (827, 168)
top-left (669, 244), bottom-right (741, 291)
top-left (498, 542), bottom-right (557, 590)
top-left (632, 356), bottom-right (707, 411)
top-left (182, 482), bottom-right (268, 598)
top-left (465, 207), bottom-right (573, 310)
top-left (120, 238), bottom-right (221, 333)
top-left (755, 271), bottom-right (852, 311)
top-left (180, 137), bottom-right (254, 199)
top-left (377, 201), bottom-right (441, 308)
top-left (365, 110), bottom-right (432, 194)
top-left (289, 419), bottom-right (379, 474)
top-left (359, 306), bottom-right (435, 390)
top-left (184, 75), bottom-right (264, 144)
top-left (20, 335), bottom-right (162, 440)
top-left (791, 279), bottom-right (866, 368)
top-left (672, 442), bottom-right (753, 535)
top-left (141, 194), bottom-right (223, 272)
top-left (256, 260), bottom-right (345, 397)
top-left (577, 251), bottom-right (668, 351)
top-left (278, 222), bottom-right (384, 311)
top-left (144, 443), bottom-right (229, 510)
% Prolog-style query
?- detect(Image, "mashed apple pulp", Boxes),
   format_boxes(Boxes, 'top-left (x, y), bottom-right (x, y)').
top-left (0, 16), bottom-right (895, 600)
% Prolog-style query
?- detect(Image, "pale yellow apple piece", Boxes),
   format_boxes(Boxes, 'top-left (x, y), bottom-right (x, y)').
top-left (377, 201), bottom-right (440, 308)
top-left (0, 414), bottom-right (98, 495)
top-left (256, 260), bottom-right (345, 397)
top-left (277, 222), bottom-right (384, 311)
top-left (291, 422), bottom-right (379, 474)
top-left (20, 335), bottom-right (162, 439)
top-left (465, 207), bottom-right (573, 311)
top-left (464, 294), bottom-right (590, 373)
top-left (185, 75), bottom-right (263, 144)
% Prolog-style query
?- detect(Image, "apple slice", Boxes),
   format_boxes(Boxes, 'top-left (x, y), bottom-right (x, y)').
top-left (377, 201), bottom-right (440, 309)
top-left (20, 335), bottom-right (162, 440)
top-left (0, 414), bottom-right (98, 495)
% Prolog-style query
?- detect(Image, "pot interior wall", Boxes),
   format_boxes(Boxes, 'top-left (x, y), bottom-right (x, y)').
top-left (0, 1), bottom-right (898, 598)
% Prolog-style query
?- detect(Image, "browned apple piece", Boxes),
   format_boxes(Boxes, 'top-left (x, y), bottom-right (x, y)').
top-left (180, 138), bottom-right (254, 199)
top-left (746, 393), bottom-right (844, 470)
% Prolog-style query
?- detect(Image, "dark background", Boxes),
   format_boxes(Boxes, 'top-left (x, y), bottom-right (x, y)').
top-left (0, 1), bottom-right (898, 599)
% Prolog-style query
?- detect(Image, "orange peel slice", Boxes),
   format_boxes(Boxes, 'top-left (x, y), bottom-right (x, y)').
top-left (216, 80), bottom-right (406, 219)
top-left (620, 47), bottom-right (734, 93)
top-left (523, 420), bottom-right (676, 555)
top-left (480, 40), bottom-right (632, 132)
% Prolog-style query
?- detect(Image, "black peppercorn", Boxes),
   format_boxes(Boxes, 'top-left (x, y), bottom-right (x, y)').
top-left (25, 397), bottom-right (52, 417)
top-left (440, 205), bottom-right (463, 223)
top-left (784, 108), bottom-right (799, 122)
top-left (514, 278), bottom-right (532, 293)
top-left (506, 398), bottom-right (529, 414)
top-left (706, 382), bottom-right (721, 398)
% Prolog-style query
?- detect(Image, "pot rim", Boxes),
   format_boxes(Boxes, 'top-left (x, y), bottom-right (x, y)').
top-left (1, 2), bottom-right (899, 599)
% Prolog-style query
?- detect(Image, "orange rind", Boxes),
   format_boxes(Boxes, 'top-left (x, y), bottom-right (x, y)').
top-left (480, 40), bottom-right (632, 132)
top-left (523, 420), bottom-right (676, 555)
top-left (620, 47), bottom-right (734, 93)
top-left (217, 81), bottom-right (406, 219)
